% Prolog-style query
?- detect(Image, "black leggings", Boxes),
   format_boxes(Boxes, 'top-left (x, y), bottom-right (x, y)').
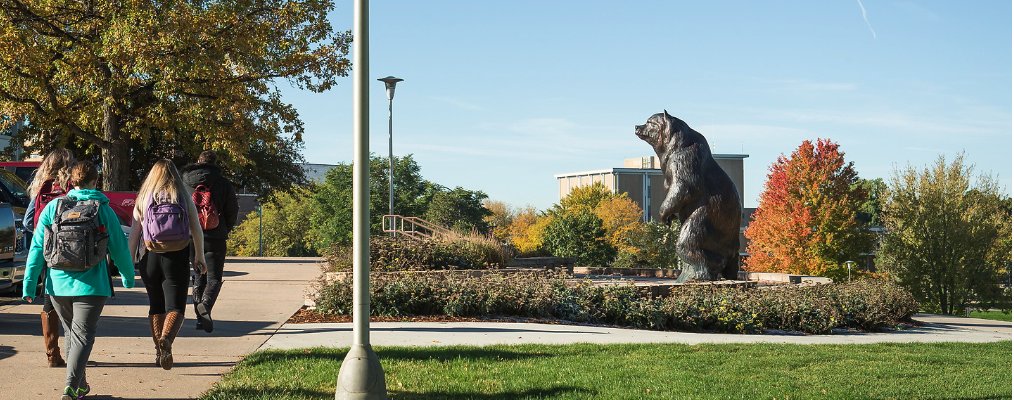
top-left (139, 247), bottom-right (191, 315)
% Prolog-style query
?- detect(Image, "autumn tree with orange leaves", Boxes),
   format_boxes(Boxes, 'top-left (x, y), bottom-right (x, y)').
top-left (744, 139), bottom-right (875, 279)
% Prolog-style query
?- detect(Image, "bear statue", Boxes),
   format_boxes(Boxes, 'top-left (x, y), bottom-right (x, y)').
top-left (634, 111), bottom-right (742, 282)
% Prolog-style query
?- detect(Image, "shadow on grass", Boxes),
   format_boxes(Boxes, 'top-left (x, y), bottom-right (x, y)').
top-left (204, 387), bottom-right (594, 400)
top-left (388, 387), bottom-right (596, 399)
top-left (246, 346), bottom-right (555, 365)
top-left (203, 387), bottom-right (333, 400)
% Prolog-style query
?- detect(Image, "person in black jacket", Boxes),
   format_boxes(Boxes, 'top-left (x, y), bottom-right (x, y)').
top-left (180, 150), bottom-right (238, 333)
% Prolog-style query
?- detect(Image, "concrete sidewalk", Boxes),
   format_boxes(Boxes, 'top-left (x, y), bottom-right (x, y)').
top-left (2, 257), bottom-right (1011, 400)
top-left (261, 313), bottom-right (1011, 350)
top-left (0, 257), bottom-right (322, 400)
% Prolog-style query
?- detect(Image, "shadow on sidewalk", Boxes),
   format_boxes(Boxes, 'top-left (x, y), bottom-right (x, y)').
top-left (0, 311), bottom-right (279, 339)
top-left (0, 345), bottom-right (16, 362)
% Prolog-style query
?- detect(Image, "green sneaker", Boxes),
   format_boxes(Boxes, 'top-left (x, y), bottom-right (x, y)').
top-left (61, 384), bottom-right (89, 399)
top-left (60, 386), bottom-right (75, 400)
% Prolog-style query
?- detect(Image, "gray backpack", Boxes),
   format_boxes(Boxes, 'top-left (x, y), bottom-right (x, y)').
top-left (44, 198), bottom-right (110, 272)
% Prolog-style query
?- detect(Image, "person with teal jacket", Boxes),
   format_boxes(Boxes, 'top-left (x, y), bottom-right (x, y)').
top-left (22, 161), bottom-right (135, 400)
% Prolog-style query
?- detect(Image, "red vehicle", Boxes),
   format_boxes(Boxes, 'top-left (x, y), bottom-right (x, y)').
top-left (0, 161), bottom-right (137, 227)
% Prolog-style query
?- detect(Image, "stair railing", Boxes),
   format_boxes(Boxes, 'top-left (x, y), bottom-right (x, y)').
top-left (383, 215), bottom-right (460, 240)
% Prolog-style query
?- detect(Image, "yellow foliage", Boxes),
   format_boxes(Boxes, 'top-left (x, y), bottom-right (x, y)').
top-left (510, 207), bottom-right (550, 254)
top-left (482, 199), bottom-right (513, 243)
top-left (593, 196), bottom-right (645, 255)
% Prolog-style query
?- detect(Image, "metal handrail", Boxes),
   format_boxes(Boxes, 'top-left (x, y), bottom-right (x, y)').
top-left (382, 215), bottom-right (459, 240)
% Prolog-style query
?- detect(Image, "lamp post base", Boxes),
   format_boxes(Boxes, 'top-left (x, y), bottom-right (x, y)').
top-left (335, 344), bottom-right (387, 399)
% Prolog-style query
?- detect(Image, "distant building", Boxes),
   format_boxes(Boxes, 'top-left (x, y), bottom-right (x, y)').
top-left (555, 155), bottom-right (748, 222)
top-left (235, 162), bottom-right (338, 223)
top-left (0, 117), bottom-right (27, 160)
top-left (302, 163), bottom-right (338, 182)
top-left (555, 155), bottom-right (751, 256)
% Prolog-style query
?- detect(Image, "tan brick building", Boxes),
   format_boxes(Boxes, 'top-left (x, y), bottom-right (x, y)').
top-left (554, 154), bottom-right (748, 222)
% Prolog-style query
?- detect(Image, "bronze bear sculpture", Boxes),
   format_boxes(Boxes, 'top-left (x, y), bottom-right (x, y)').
top-left (635, 111), bottom-right (742, 282)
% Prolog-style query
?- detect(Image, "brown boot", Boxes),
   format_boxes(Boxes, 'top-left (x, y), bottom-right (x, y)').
top-left (158, 311), bottom-right (184, 370)
top-left (148, 314), bottom-right (165, 367)
top-left (41, 310), bottom-right (66, 368)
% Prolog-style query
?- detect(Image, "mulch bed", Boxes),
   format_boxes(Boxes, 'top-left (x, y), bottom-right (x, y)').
top-left (286, 306), bottom-right (923, 335)
top-left (287, 307), bottom-right (576, 326)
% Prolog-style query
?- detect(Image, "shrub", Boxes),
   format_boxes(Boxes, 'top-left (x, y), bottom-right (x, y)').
top-left (313, 270), bottom-right (918, 334)
top-left (323, 234), bottom-right (515, 272)
top-left (542, 210), bottom-right (616, 267)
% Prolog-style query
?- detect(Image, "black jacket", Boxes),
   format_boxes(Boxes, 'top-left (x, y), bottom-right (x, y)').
top-left (180, 163), bottom-right (239, 240)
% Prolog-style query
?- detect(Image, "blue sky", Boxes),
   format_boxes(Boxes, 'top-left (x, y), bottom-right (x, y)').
top-left (280, 1), bottom-right (1011, 210)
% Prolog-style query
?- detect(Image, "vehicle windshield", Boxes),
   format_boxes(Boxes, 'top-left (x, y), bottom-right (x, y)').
top-left (0, 169), bottom-right (29, 200)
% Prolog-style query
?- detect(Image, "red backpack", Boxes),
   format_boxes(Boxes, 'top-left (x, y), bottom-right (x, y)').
top-left (192, 184), bottom-right (220, 230)
top-left (34, 180), bottom-right (73, 228)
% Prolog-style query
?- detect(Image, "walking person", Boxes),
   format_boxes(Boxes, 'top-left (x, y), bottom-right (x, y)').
top-left (22, 161), bottom-right (135, 400)
top-left (180, 150), bottom-right (238, 333)
top-left (22, 149), bottom-right (77, 368)
top-left (128, 159), bottom-right (207, 370)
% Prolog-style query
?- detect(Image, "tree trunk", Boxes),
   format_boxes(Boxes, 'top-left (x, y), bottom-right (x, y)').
top-left (101, 103), bottom-right (130, 191)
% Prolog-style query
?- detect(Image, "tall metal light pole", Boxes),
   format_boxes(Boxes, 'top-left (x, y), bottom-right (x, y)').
top-left (335, 0), bottom-right (387, 398)
top-left (378, 76), bottom-right (402, 233)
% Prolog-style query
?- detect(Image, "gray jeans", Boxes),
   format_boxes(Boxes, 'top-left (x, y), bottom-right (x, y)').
top-left (51, 295), bottom-right (107, 391)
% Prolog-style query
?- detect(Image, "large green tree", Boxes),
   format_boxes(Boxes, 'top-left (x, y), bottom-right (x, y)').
top-left (309, 154), bottom-right (434, 250)
top-left (543, 209), bottom-right (616, 267)
top-left (0, 0), bottom-right (350, 190)
top-left (877, 154), bottom-right (1012, 315)
top-left (744, 139), bottom-right (875, 279)
top-left (423, 186), bottom-right (491, 235)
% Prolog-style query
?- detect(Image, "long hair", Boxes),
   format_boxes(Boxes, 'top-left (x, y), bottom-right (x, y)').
top-left (134, 159), bottom-right (191, 220)
top-left (28, 149), bottom-right (76, 197)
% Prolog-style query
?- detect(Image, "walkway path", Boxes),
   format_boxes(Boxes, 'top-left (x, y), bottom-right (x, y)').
top-left (0, 257), bottom-right (321, 400)
top-left (1, 258), bottom-right (1009, 399)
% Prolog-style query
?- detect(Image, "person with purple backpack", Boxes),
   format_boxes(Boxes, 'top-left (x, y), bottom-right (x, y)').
top-left (127, 159), bottom-right (207, 371)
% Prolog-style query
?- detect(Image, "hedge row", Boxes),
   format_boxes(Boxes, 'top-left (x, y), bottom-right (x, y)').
top-left (324, 235), bottom-right (513, 272)
top-left (313, 270), bottom-right (918, 334)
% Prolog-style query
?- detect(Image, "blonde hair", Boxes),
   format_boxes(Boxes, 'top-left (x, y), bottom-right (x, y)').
top-left (135, 159), bottom-right (191, 220)
top-left (28, 149), bottom-right (76, 197)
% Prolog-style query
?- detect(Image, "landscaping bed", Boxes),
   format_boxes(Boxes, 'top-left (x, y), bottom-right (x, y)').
top-left (309, 269), bottom-right (919, 335)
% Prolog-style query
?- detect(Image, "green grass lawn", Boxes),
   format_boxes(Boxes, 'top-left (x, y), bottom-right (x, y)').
top-left (201, 341), bottom-right (1011, 400)
top-left (969, 310), bottom-right (1012, 322)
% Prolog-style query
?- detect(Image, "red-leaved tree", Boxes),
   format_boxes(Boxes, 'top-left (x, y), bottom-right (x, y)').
top-left (744, 139), bottom-right (875, 278)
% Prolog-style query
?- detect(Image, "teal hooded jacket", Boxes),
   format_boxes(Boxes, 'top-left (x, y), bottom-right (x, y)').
top-left (22, 189), bottom-right (135, 298)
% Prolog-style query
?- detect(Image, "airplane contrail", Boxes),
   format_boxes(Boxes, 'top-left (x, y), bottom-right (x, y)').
top-left (856, 0), bottom-right (877, 39)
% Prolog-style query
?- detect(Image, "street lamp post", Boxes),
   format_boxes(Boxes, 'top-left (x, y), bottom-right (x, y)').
top-left (845, 260), bottom-right (855, 283)
top-left (257, 203), bottom-right (263, 257)
top-left (378, 76), bottom-right (402, 234)
top-left (335, 0), bottom-right (387, 398)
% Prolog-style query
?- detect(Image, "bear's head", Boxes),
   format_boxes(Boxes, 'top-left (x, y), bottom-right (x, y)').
top-left (635, 110), bottom-right (707, 155)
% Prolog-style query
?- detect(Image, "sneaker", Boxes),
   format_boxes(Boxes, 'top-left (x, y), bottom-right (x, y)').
top-left (195, 303), bottom-right (213, 333)
top-left (60, 384), bottom-right (89, 400)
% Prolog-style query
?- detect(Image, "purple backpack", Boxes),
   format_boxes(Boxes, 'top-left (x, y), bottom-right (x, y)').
top-left (142, 198), bottom-right (191, 252)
